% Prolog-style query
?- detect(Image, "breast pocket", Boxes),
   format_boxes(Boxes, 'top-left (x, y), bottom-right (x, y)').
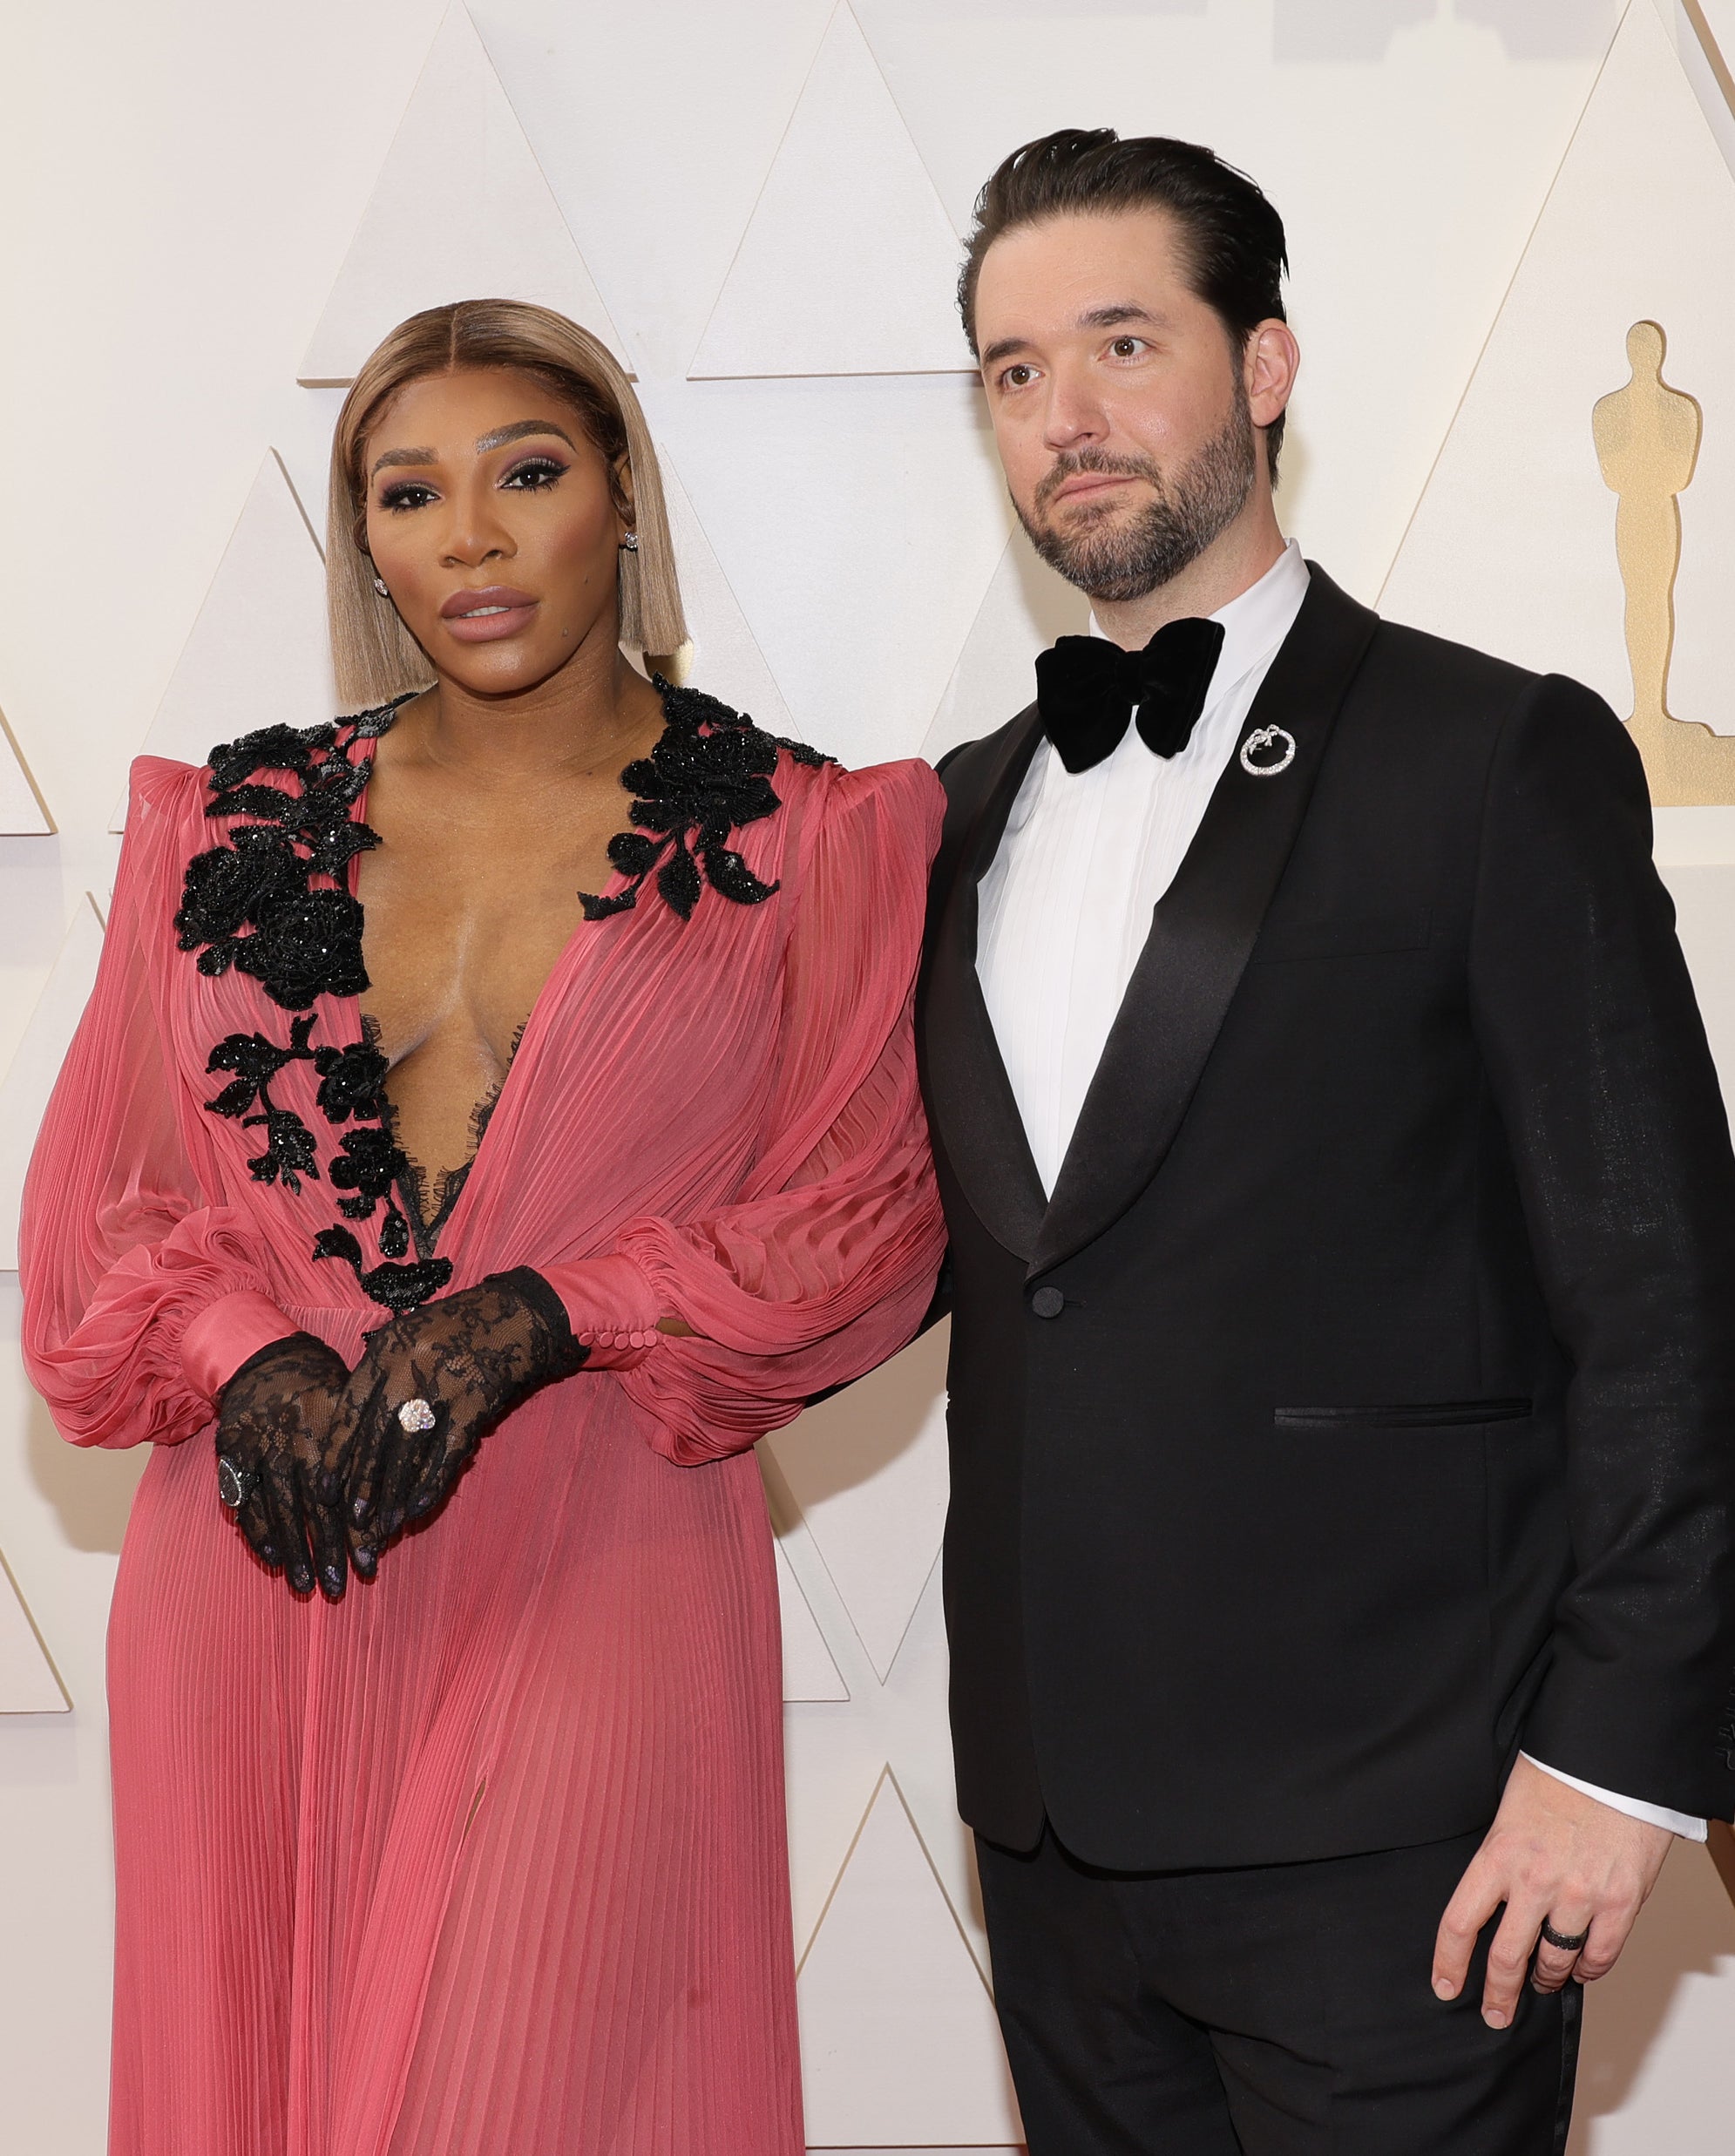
top-left (1250, 907), bottom-right (1433, 965)
top-left (1273, 1397), bottom-right (1532, 1430)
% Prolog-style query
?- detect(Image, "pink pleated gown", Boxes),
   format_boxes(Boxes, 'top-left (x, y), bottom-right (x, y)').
top-left (20, 722), bottom-right (945, 2156)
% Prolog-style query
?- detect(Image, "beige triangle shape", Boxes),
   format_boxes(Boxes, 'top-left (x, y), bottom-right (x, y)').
top-left (0, 700), bottom-right (54, 835)
top-left (922, 524), bottom-right (1091, 765)
top-left (688, 3), bottom-right (973, 378)
top-left (0, 1542), bottom-right (70, 1713)
top-left (762, 1322), bottom-right (949, 1685)
top-left (649, 451), bottom-right (798, 732)
top-left (0, 895), bottom-right (106, 1271)
top-left (299, 3), bottom-right (629, 386)
top-left (1677, 0), bottom-right (1735, 154)
top-left (1381, 2), bottom-right (1735, 798)
top-left (796, 1766), bottom-right (1021, 2146)
top-left (111, 451), bottom-right (332, 832)
top-left (776, 1537), bottom-right (850, 1702)
top-left (647, 374), bottom-right (1013, 768)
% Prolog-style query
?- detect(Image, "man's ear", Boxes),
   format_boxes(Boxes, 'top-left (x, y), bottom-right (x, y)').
top-left (1245, 318), bottom-right (1300, 434)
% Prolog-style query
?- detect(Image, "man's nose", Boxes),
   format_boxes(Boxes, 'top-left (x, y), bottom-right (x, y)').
top-left (1041, 366), bottom-right (1109, 452)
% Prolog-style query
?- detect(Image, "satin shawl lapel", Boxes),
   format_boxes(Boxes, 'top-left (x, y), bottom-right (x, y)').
top-left (920, 704), bottom-right (1049, 1261)
top-left (1031, 568), bottom-right (1380, 1279)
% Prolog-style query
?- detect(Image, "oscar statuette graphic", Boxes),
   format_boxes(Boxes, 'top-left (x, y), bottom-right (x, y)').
top-left (1593, 320), bottom-right (1735, 803)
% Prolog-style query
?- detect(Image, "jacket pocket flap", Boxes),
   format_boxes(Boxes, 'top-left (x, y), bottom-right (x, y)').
top-left (1275, 1397), bottom-right (1532, 1430)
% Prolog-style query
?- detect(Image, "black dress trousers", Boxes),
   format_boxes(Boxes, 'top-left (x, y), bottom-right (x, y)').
top-left (976, 1826), bottom-right (1580, 2156)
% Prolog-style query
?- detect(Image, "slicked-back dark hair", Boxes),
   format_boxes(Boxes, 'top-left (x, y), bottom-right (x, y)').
top-left (959, 128), bottom-right (1291, 477)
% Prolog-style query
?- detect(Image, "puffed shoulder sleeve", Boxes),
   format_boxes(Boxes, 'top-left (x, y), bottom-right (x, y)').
top-left (543, 758), bottom-right (948, 1462)
top-left (19, 760), bottom-right (299, 1449)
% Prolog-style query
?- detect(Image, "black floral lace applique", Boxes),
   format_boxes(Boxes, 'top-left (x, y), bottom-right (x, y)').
top-left (180, 678), bottom-right (824, 1311)
top-left (180, 695), bottom-right (451, 1314)
top-left (204, 1014), bottom-right (322, 1190)
top-left (580, 676), bottom-right (830, 922)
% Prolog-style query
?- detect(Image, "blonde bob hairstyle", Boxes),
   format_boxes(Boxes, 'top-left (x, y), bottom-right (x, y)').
top-left (326, 299), bottom-right (688, 709)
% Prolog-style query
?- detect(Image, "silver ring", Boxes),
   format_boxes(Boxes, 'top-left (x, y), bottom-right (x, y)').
top-left (397, 1397), bottom-right (437, 1434)
top-left (216, 1454), bottom-right (255, 1509)
top-left (1539, 1919), bottom-right (1589, 1953)
top-left (1240, 724), bottom-right (1297, 776)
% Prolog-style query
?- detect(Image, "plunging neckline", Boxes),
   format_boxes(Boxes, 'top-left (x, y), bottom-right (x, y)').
top-left (345, 747), bottom-right (629, 1263)
top-left (352, 1014), bottom-right (525, 1263)
top-left (177, 675), bottom-right (818, 1312)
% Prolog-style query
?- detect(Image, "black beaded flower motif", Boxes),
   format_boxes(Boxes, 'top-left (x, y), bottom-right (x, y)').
top-left (180, 679), bottom-right (825, 1313)
top-left (180, 696), bottom-right (445, 1313)
top-left (580, 677), bottom-right (830, 922)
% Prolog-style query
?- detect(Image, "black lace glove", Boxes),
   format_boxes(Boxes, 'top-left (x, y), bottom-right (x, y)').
top-left (339, 1269), bottom-right (589, 1557)
top-left (214, 1330), bottom-right (355, 1599)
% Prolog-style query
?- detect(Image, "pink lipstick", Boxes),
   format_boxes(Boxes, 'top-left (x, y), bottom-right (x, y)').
top-left (439, 585), bottom-right (539, 642)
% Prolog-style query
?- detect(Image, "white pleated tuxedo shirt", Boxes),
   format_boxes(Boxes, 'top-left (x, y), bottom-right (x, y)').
top-left (973, 539), bottom-right (1703, 1842)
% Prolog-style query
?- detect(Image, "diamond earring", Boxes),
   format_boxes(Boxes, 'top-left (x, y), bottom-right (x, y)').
top-left (373, 575), bottom-right (389, 597)
top-left (622, 532), bottom-right (639, 553)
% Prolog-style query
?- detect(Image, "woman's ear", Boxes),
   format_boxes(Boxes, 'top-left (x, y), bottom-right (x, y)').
top-left (613, 451), bottom-right (637, 539)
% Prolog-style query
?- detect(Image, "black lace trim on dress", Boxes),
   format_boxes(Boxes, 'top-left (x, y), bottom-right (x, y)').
top-left (371, 1018), bottom-right (524, 1264)
top-left (579, 676), bottom-right (830, 922)
top-left (179, 679), bottom-right (824, 1312)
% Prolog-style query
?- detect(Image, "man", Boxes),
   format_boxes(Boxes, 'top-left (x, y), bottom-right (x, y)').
top-left (917, 128), bottom-right (1735, 2153)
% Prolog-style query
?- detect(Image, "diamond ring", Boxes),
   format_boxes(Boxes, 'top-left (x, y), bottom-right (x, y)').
top-left (397, 1398), bottom-right (437, 1434)
top-left (216, 1454), bottom-right (256, 1509)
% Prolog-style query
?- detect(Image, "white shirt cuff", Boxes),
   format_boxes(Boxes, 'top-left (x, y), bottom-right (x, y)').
top-left (1521, 1753), bottom-right (1707, 1841)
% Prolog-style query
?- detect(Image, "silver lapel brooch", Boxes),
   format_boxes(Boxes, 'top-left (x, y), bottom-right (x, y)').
top-left (1240, 724), bottom-right (1297, 777)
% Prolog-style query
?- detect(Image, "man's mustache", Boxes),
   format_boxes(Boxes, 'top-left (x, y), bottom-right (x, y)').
top-left (1034, 448), bottom-right (1163, 512)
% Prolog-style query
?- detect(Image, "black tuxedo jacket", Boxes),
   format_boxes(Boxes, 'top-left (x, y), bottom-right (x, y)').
top-left (917, 566), bottom-right (1735, 1871)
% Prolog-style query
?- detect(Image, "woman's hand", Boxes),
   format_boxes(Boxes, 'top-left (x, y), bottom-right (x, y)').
top-left (340, 1269), bottom-right (589, 1561)
top-left (214, 1332), bottom-right (355, 1599)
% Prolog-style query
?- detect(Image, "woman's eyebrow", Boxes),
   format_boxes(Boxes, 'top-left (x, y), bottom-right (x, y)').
top-left (474, 419), bottom-right (579, 453)
top-left (371, 445), bottom-right (436, 476)
top-left (370, 420), bottom-right (579, 479)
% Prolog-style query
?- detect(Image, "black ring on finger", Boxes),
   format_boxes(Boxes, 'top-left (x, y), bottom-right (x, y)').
top-left (1539, 1919), bottom-right (1590, 1953)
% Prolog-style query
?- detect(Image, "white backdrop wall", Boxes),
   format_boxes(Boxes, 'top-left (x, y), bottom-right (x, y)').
top-left (2, 2), bottom-right (1733, 2149)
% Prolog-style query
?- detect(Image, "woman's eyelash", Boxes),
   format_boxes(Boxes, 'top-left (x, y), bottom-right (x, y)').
top-left (501, 456), bottom-right (568, 490)
top-left (378, 480), bottom-right (437, 512)
top-left (376, 456), bottom-right (568, 513)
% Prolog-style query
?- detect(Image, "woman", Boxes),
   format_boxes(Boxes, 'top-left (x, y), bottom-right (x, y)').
top-left (21, 299), bottom-right (945, 2155)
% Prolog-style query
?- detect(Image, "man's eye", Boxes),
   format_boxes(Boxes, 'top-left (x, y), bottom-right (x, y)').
top-left (378, 482), bottom-right (437, 512)
top-left (1001, 364), bottom-right (1035, 390)
top-left (1110, 337), bottom-right (1143, 358)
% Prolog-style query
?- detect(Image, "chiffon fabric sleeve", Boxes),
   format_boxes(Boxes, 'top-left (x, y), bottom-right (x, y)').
top-left (546, 761), bottom-right (948, 1464)
top-left (19, 761), bottom-right (298, 1450)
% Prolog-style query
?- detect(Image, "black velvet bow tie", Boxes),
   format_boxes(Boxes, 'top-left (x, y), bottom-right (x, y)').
top-left (1034, 615), bottom-right (1227, 775)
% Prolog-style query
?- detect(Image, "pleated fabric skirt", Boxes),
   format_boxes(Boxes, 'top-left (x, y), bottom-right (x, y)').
top-left (104, 1346), bottom-right (803, 2156)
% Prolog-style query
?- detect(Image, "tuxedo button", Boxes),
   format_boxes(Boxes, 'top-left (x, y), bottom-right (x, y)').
top-left (1030, 1286), bottom-right (1065, 1319)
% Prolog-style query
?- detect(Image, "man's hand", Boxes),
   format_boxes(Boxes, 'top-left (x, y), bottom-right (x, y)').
top-left (1432, 1755), bottom-right (1673, 2028)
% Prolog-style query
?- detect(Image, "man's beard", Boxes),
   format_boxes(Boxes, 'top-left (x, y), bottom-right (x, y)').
top-left (1018, 386), bottom-right (1257, 605)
